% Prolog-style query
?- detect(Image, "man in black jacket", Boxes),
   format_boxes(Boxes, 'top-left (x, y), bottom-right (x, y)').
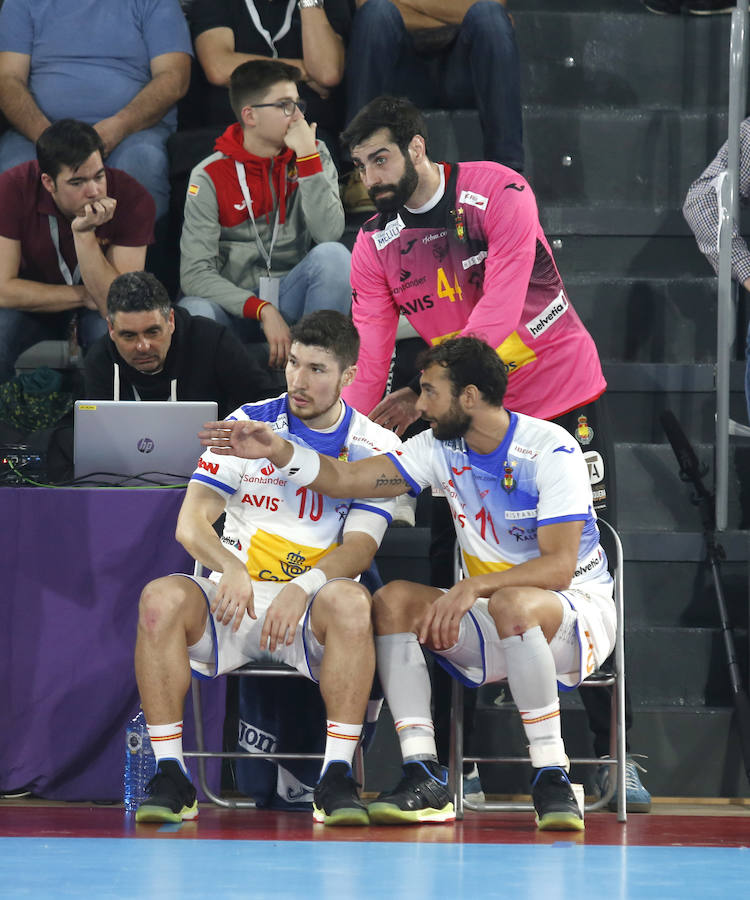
top-left (84, 271), bottom-right (274, 417)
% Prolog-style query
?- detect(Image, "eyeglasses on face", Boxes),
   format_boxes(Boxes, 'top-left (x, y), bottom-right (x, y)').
top-left (252, 98), bottom-right (307, 117)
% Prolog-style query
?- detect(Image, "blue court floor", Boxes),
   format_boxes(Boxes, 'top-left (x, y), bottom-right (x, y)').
top-left (2, 803), bottom-right (749, 899)
top-left (2, 836), bottom-right (750, 899)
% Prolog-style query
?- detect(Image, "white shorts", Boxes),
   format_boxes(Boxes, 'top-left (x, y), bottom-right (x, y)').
top-left (433, 582), bottom-right (616, 691)
top-left (179, 574), bottom-right (345, 683)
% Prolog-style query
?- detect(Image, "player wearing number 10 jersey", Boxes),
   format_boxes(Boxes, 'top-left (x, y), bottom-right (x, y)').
top-left (132, 311), bottom-right (400, 828)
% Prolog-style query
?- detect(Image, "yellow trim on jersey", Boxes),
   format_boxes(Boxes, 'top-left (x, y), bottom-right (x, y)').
top-left (462, 553), bottom-right (514, 578)
top-left (495, 331), bottom-right (537, 376)
top-left (429, 330), bottom-right (537, 377)
top-left (247, 530), bottom-right (337, 582)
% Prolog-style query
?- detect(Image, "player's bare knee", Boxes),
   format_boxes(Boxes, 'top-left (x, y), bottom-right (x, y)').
top-left (138, 576), bottom-right (188, 635)
top-left (316, 580), bottom-right (372, 633)
top-left (488, 586), bottom-right (537, 637)
top-left (372, 580), bottom-right (415, 633)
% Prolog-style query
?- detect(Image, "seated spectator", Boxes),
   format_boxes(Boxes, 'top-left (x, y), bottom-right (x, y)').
top-left (683, 117), bottom-right (750, 422)
top-left (0, 120), bottom-right (155, 384)
top-left (178, 60), bottom-right (351, 371)
top-left (187, 0), bottom-right (349, 152)
top-left (0, 0), bottom-right (192, 220)
top-left (345, 1), bottom-right (523, 172)
top-left (84, 271), bottom-right (274, 416)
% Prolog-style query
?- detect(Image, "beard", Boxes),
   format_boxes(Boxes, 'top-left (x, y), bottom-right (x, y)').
top-left (430, 406), bottom-right (472, 442)
top-left (369, 153), bottom-right (419, 213)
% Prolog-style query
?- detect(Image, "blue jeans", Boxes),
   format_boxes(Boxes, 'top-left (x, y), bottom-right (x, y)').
top-left (0, 307), bottom-right (108, 383)
top-left (345, 0), bottom-right (523, 171)
top-left (0, 124), bottom-right (172, 220)
top-left (178, 243), bottom-right (352, 343)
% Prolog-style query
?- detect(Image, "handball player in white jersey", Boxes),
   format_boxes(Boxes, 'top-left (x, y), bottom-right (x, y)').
top-left (133, 311), bottom-right (400, 826)
top-left (202, 336), bottom-right (616, 832)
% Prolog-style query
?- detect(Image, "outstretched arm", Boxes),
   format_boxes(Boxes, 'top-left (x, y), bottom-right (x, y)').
top-left (199, 418), bottom-right (410, 499)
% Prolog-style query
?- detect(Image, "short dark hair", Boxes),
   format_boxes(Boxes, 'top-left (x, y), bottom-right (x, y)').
top-left (417, 337), bottom-right (508, 407)
top-left (106, 272), bottom-right (171, 321)
top-left (229, 59), bottom-right (302, 121)
top-left (289, 310), bottom-right (360, 371)
top-left (341, 95), bottom-right (430, 157)
top-left (36, 119), bottom-right (106, 181)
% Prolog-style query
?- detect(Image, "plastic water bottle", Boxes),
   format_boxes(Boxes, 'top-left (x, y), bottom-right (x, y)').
top-left (123, 709), bottom-right (156, 812)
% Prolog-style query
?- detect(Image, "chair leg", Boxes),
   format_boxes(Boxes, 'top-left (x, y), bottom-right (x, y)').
top-left (189, 677), bottom-right (256, 809)
top-left (449, 677), bottom-right (465, 819)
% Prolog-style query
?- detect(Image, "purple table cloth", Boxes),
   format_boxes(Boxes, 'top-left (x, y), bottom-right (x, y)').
top-left (0, 487), bottom-right (224, 801)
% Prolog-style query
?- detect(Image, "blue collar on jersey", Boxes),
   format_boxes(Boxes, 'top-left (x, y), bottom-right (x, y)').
top-left (287, 398), bottom-right (355, 458)
top-left (464, 411), bottom-right (518, 469)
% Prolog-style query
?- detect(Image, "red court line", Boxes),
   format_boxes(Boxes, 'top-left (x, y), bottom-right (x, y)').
top-left (1, 805), bottom-right (749, 847)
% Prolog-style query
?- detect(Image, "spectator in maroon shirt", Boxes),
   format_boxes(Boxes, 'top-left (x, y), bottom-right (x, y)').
top-left (0, 119), bottom-right (155, 382)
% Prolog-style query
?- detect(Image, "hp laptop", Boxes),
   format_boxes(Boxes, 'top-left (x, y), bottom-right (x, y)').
top-left (73, 400), bottom-right (217, 485)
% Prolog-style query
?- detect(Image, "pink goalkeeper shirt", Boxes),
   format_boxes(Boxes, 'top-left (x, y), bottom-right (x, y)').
top-left (343, 161), bottom-right (605, 420)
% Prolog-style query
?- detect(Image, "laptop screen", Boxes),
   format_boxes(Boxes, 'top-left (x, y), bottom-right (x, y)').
top-left (73, 400), bottom-right (218, 485)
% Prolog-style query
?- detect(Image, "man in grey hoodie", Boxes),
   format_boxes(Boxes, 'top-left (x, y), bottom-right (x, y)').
top-left (178, 59), bottom-right (351, 370)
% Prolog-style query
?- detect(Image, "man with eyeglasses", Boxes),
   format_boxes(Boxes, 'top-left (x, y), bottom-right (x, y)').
top-left (179, 59), bottom-right (351, 374)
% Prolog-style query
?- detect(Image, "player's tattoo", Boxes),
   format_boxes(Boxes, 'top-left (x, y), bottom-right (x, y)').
top-left (375, 474), bottom-right (406, 488)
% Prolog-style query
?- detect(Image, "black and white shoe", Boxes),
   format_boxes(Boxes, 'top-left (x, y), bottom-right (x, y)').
top-left (135, 760), bottom-right (198, 823)
top-left (312, 762), bottom-right (369, 826)
top-left (531, 766), bottom-right (584, 832)
top-left (368, 760), bottom-right (455, 824)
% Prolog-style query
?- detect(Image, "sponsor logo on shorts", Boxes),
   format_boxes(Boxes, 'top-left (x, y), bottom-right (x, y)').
top-left (458, 189), bottom-right (489, 210)
top-left (524, 290), bottom-right (569, 338)
top-left (372, 215), bottom-right (405, 250)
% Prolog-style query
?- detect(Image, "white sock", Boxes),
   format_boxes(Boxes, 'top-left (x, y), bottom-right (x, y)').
top-left (146, 721), bottom-right (187, 774)
top-left (501, 626), bottom-right (566, 768)
top-left (376, 633), bottom-right (437, 762)
top-left (322, 721), bottom-right (362, 774)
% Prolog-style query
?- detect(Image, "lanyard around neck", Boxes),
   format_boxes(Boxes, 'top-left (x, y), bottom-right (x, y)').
top-left (235, 160), bottom-right (281, 275)
top-left (243, 0), bottom-right (297, 57)
top-left (48, 215), bottom-right (81, 285)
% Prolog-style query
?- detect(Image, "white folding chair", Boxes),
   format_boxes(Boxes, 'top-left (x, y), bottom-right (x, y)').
top-left (448, 517), bottom-right (627, 822)
top-left (182, 561), bottom-right (363, 808)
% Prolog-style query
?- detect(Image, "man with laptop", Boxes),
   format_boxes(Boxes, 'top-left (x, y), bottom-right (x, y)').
top-left (84, 271), bottom-right (275, 416)
top-left (132, 310), bottom-right (401, 826)
top-left (75, 270), bottom-right (276, 484)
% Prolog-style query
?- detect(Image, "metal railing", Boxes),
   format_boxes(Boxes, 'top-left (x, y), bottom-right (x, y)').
top-left (716, 3), bottom-right (750, 531)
